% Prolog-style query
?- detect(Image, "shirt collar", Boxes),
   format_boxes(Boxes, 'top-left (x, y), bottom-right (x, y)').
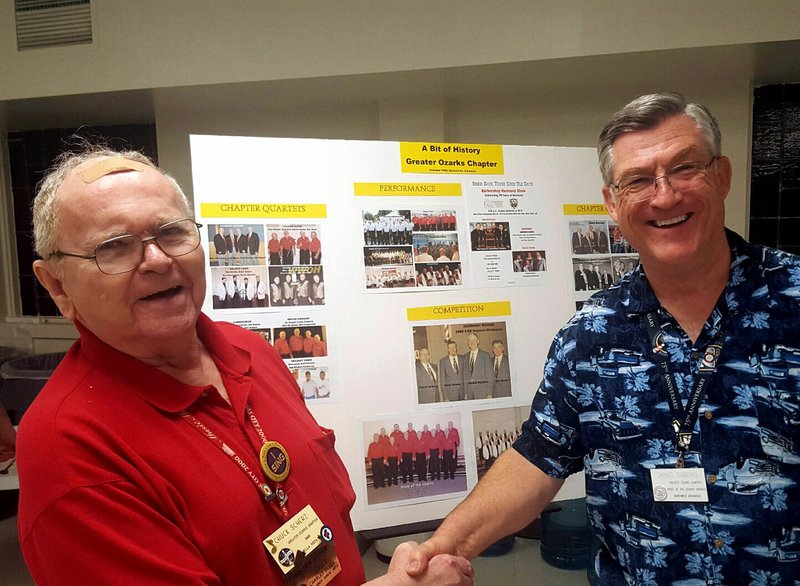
top-left (75, 313), bottom-right (252, 413)
top-left (622, 229), bottom-right (768, 318)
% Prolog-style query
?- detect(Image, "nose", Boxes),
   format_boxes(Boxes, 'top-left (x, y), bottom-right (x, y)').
top-left (650, 175), bottom-right (682, 207)
top-left (138, 238), bottom-right (172, 271)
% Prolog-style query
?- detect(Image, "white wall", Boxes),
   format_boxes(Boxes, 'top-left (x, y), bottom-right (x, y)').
top-left (2, 0), bottom-right (799, 100)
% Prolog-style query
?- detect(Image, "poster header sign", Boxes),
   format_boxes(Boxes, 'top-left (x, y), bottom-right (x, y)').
top-left (400, 142), bottom-right (504, 175)
top-left (353, 182), bottom-right (462, 197)
top-left (200, 202), bottom-right (327, 219)
top-left (407, 301), bottom-right (511, 321)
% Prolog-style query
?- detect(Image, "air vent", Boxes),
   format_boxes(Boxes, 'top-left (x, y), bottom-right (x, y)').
top-left (15, 0), bottom-right (92, 50)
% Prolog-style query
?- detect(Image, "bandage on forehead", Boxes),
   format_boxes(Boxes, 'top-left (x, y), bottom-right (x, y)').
top-left (79, 157), bottom-right (149, 183)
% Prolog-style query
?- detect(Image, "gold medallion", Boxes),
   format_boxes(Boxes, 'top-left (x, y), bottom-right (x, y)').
top-left (260, 440), bottom-right (290, 482)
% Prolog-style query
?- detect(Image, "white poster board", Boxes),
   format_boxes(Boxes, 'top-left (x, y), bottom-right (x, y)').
top-left (191, 136), bottom-right (609, 531)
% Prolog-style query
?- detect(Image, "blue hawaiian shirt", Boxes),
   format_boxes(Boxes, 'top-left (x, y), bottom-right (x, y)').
top-left (514, 231), bottom-right (800, 585)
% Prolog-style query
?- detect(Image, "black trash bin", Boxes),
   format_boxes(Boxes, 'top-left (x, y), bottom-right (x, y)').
top-left (0, 352), bottom-right (66, 424)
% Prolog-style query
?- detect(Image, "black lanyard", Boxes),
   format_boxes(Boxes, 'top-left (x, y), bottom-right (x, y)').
top-left (644, 311), bottom-right (723, 467)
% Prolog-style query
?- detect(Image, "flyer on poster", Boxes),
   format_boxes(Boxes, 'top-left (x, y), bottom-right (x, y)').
top-left (465, 178), bottom-right (549, 288)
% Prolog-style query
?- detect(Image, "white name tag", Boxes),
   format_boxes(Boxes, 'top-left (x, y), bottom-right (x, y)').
top-left (650, 468), bottom-right (709, 502)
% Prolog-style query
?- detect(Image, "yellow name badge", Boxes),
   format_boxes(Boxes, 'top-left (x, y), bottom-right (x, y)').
top-left (263, 505), bottom-right (341, 585)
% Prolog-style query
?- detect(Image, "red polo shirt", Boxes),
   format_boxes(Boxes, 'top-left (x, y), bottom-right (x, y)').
top-left (17, 315), bottom-right (364, 585)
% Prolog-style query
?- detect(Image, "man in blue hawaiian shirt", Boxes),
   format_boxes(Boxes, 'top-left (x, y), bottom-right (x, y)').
top-left (409, 93), bottom-right (800, 585)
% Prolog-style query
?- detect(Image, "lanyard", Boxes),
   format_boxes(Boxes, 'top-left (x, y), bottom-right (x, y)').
top-left (644, 311), bottom-right (723, 467)
top-left (180, 404), bottom-right (290, 521)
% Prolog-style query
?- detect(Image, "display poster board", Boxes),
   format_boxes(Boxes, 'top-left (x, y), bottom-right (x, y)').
top-left (190, 136), bottom-right (634, 531)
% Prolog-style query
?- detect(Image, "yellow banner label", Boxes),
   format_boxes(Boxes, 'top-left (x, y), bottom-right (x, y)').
top-left (400, 142), bottom-right (504, 175)
top-left (407, 301), bottom-right (511, 322)
top-left (563, 203), bottom-right (608, 216)
top-left (353, 182), bottom-right (462, 197)
top-left (200, 203), bottom-right (327, 219)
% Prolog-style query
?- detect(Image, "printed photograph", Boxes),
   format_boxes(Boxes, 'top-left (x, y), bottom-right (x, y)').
top-left (411, 321), bottom-right (512, 405)
top-left (572, 258), bottom-right (615, 292)
top-left (362, 413), bottom-right (466, 506)
top-left (413, 262), bottom-right (462, 288)
top-left (362, 210), bottom-right (413, 246)
top-left (511, 250), bottom-right (547, 273)
top-left (469, 222), bottom-right (511, 251)
top-left (472, 406), bottom-right (528, 481)
top-left (365, 266), bottom-right (416, 290)
top-left (264, 224), bottom-right (322, 266)
top-left (267, 266), bottom-right (325, 307)
top-left (210, 266), bottom-right (269, 309)
top-left (208, 223), bottom-right (265, 267)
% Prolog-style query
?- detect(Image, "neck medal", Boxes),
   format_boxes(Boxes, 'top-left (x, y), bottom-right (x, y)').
top-left (260, 440), bottom-right (290, 483)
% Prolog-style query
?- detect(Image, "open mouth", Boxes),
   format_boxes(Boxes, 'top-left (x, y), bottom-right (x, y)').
top-left (141, 286), bottom-right (182, 301)
top-left (652, 213), bottom-right (690, 228)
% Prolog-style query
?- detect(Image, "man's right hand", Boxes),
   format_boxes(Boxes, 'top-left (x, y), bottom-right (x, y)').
top-left (405, 534), bottom-right (460, 577)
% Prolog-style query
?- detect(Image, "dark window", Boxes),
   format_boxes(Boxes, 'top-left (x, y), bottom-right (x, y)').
top-left (7, 125), bottom-right (157, 316)
top-left (749, 84), bottom-right (800, 254)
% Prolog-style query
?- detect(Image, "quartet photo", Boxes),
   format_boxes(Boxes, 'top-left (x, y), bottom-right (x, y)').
top-left (264, 224), bottom-right (322, 265)
top-left (267, 266), bottom-right (325, 306)
top-left (411, 321), bottom-right (512, 405)
top-left (210, 266), bottom-right (268, 309)
top-left (363, 208), bottom-right (462, 291)
top-left (208, 223), bottom-right (265, 266)
top-left (362, 413), bottom-right (466, 506)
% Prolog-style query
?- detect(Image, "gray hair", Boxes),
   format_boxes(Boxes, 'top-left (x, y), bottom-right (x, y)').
top-left (597, 92), bottom-right (722, 185)
top-left (32, 146), bottom-right (191, 260)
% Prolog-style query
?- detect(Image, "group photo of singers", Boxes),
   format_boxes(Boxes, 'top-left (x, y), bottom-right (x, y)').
top-left (412, 235), bottom-right (460, 262)
top-left (365, 266), bottom-right (416, 289)
top-left (414, 263), bottom-right (462, 288)
top-left (272, 326), bottom-right (328, 360)
top-left (264, 224), bottom-right (322, 266)
top-left (512, 250), bottom-right (547, 273)
top-left (569, 220), bottom-right (610, 255)
top-left (363, 246), bottom-right (413, 266)
top-left (469, 222), bottom-right (511, 251)
top-left (267, 267), bottom-right (325, 306)
top-left (362, 210), bottom-right (414, 246)
top-left (209, 223), bottom-right (265, 267)
top-left (572, 258), bottom-right (615, 292)
top-left (210, 267), bottom-right (269, 309)
top-left (471, 405), bottom-right (530, 482)
top-left (412, 210), bottom-right (456, 232)
top-left (363, 416), bottom-right (466, 505)
top-left (411, 323), bottom-right (512, 405)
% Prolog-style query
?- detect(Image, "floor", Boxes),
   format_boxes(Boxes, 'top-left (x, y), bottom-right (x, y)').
top-left (0, 498), bottom-right (588, 585)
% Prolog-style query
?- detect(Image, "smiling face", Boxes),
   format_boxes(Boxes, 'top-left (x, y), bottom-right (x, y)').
top-left (602, 115), bottom-right (731, 275)
top-left (33, 161), bottom-right (205, 359)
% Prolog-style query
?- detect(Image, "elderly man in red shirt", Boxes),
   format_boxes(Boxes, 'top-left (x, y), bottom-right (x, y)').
top-left (18, 147), bottom-right (472, 586)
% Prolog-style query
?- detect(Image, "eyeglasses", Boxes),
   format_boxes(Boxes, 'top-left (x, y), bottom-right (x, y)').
top-left (51, 218), bottom-right (203, 275)
top-left (610, 157), bottom-right (718, 203)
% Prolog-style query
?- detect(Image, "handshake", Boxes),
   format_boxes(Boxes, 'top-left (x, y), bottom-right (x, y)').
top-left (367, 535), bottom-right (474, 586)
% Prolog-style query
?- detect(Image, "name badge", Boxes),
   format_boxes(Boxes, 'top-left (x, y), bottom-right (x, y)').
top-left (650, 468), bottom-right (709, 502)
top-left (263, 504), bottom-right (341, 585)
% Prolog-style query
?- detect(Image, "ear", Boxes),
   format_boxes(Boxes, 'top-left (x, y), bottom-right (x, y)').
top-left (32, 260), bottom-right (77, 321)
top-left (602, 185), bottom-right (620, 223)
